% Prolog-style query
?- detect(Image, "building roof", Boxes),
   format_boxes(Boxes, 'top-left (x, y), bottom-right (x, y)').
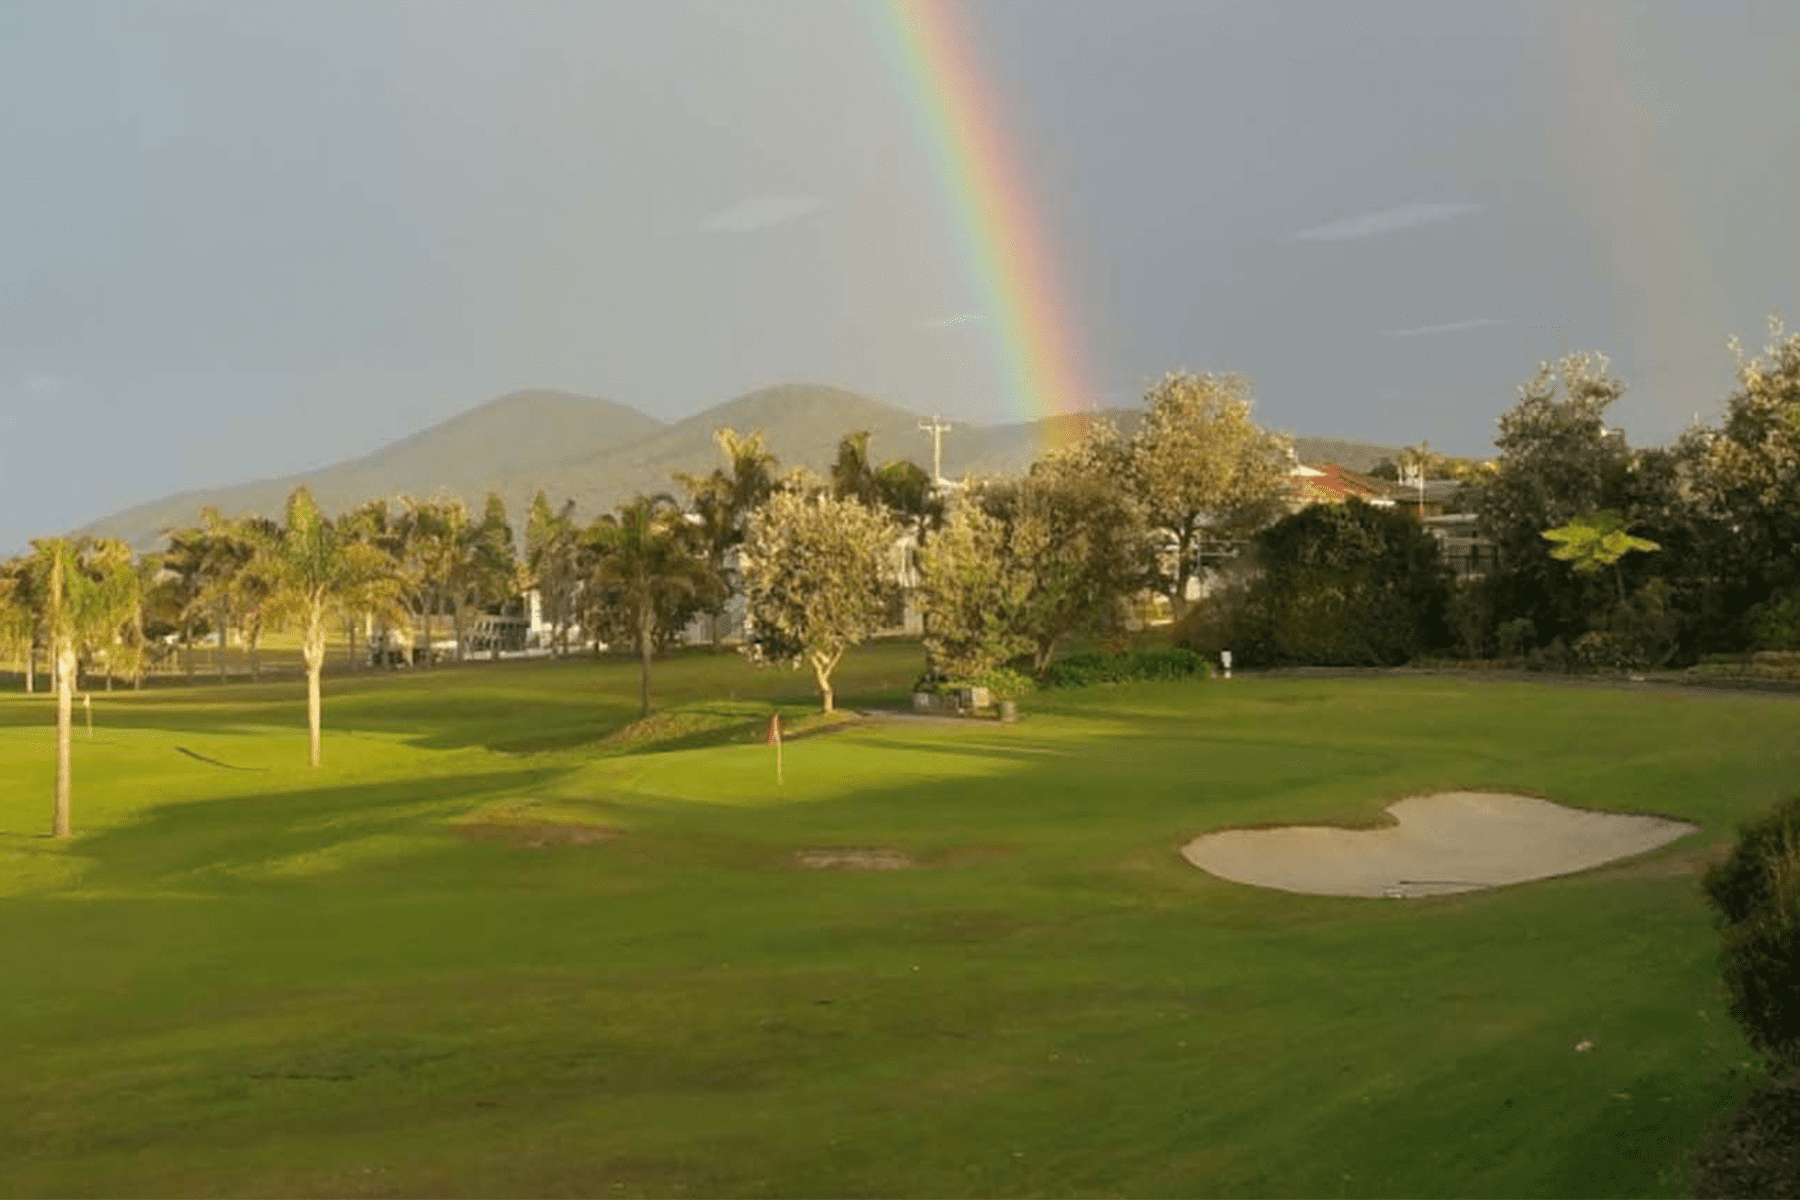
top-left (1387, 478), bottom-right (1467, 505)
top-left (1287, 462), bottom-right (1393, 506)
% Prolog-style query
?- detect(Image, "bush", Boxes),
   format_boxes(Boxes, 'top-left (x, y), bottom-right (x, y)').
top-left (971, 666), bottom-right (1036, 701)
top-left (1752, 589), bottom-right (1800, 652)
top-left (1702, 794), bottom-right (1800, 1070)
top-left (1040, 648), bottom-right (1211, 689)
top-left (1690, 1069), bottom-right (1800, 1199)
top-left (1496, 617), bottom-right (1537, 659)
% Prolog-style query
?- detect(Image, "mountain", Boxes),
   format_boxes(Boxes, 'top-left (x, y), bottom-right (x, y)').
top-left (71, 382), bottom-right (1411, 551)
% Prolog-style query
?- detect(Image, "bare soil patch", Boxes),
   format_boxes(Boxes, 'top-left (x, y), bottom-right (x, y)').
top-left (454, 821), bottom-right (622, 850)
top-left (1181, 791), bottom-right (1696, 898)
top-left (792, 848), bottom-right (914, 871)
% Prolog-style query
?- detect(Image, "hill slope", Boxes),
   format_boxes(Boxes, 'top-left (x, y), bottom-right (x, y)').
top-left (73, 383), bottom-right (1411, 551)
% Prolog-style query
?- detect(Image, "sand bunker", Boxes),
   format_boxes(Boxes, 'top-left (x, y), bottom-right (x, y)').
top-left (1181, 792), bottom-right (1696, 898)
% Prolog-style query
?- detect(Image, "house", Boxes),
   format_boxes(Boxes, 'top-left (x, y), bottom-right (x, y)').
top-left (1284, 462), bottom-right (1395, 511)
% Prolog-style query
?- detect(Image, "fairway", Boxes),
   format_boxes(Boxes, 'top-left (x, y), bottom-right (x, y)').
top-left (2, 649), bottom-right (1795, 1197)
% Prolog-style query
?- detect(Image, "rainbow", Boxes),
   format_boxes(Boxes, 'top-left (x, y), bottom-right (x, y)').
top-left (875, 0), bottom-right (1099, 434)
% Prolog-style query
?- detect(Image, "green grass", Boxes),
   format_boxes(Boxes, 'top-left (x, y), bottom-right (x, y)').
top-left (1, 645), bottom-right (1794, 1197)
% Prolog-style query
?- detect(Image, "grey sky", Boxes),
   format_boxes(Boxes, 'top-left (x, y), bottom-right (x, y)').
top-left (3, 0), bottom-right (1796, 555)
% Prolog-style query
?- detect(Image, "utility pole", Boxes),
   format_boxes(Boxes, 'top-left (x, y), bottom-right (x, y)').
top-left (919, 415), bottom-right (952, 483)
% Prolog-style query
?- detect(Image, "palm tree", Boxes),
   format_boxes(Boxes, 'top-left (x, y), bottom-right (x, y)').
top-left (257, 488), bottom-right (401, 767)
top-left (158, 526), bottom-right (207, 681)
top-left (831, 430), bottom-right (880, 506)
top-left (526, 491), bottom-right (583, 657)
top-left (188, 507), bottom-right (254, 683)
top-left (339, 499), bottom-right (401, 670)
top-left (30, 537), bottom-right (137, 838)
top-left (587, 494), bottom-right (710, 717)
top-left (450, 493), bottom-right (517, 662)
top-left (676, 427), bottom-right (777, 649)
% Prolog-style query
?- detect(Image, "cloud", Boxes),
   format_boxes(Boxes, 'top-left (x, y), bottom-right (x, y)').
top-left (22, 371), bottom-right (72, 395)
top-left (924, 313), bottom-right (987, 329)
top-left (697, 195), bottom-right (824, 234)
top-left (1383, 318), bottom-right (1504, 337)
top-left (1292, 202), bottom-right (1482, 242)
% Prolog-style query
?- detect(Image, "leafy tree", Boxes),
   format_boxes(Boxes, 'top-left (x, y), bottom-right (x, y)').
top-left (916, 500), bottom-right (1035, 680)
top-left (742, 487), bottom-right (899, 713)
top-left (1472, 352), bottom-right (1633, 642)
top-left (935, 437), bottom-right (1156, 675)
top-left (1129, 372), bottom-right (1292, 617)
top-left (258, 488), bottom-right (402, 767)
top-left (583, 494), bottom-right (711, 716)
top-left (29, 537), bottom-right (137, 837)
top-left (525, 491), bottom-right (584, 657)
top-left (1696, 318), bottom-right (1800, 613)
top-left (676, 427), bottom-right (778, 648)
top-left (1542, 510), bottom-right (1660, 601)
top-left (0, 555), bottom-right (42, 691)
top-left (1206, 500), bottom-right (1453, 666)
top-left (396, 494), bottom-right (466, 667)
top-left (454, 492), bottom-right (518, 661)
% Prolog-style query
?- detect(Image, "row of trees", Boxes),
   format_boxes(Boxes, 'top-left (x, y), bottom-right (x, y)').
top-left (1171, 319), bottom-right (1800, 671)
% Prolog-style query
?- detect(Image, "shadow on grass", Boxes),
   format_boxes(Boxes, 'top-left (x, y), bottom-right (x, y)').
top-left (174, 746), bottom-right (269, 771)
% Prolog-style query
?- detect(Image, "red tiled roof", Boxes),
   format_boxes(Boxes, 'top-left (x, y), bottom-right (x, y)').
top-left (1286, 463), bottom-right (1391, 506)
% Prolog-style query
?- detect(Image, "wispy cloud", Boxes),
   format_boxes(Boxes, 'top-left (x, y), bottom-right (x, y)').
top-left (1383, 318), bottom-right (1504, 337)
top-left (1293, 202), bottom-right (1482, 242)
top-left (22, 371), bottom-right (72, 395)
top-left (924, 313), bottom-right (987, 329)
top-left (697, 195), bottom-right (824, 234)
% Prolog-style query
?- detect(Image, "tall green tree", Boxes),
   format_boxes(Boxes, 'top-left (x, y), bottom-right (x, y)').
top-left (258, 488), bottom-right (401, 767)
top-left (676, 427), bottom-right (778, 648)
top-left (29, 537), bottom-right (137, 838)
top-left (1129, 372), bottom-right (1293, 617)
top-left (742, 487), bottom-right (899, 713)
top-left (525, 491), bottom-right (584, 657)
top-left (584, 494), bottom-right (711, 717)
top-left (0, 555), bottom-right (42, 692)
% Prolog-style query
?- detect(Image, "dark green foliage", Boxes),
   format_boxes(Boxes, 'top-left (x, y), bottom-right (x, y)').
top-left (1496, 616), bottom-right (1537, 659)
top-left (1184, 500), bottom-right (1453, 667)
top-left (1689, 1069), bottom-right (1800, 1200)
top-left (1702, 793), bottom-right (1800, 1069)
top-left (1039, 648), bottom-right (1210, 688)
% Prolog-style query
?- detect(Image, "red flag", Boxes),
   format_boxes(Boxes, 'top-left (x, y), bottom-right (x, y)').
top-left (767, 712), bottom-right (782, 745)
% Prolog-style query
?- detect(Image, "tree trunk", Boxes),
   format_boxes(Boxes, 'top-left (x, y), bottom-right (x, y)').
top-left (182, 618), bottom-right (195, 681)
top-left (453, 604), bottom-right (465, 664)
top-left (1169, 527), bottom-right (1196, 619)
top-left (810, 651), bottom-right (836, 714)
top-left (215, 599), bottom-right (230, 682)
top-left (638, 610), bottom-right (654, 717)
top-left (24, 642), bottom-right (34, 693)
top-left (54, 639), bottom-right (74, 839)
top-left (248, 620), bottom-right (262, 681)
top-left (305, 633), bottom-right (325, 768)
top-left (1033, 637), bottom-right (1057, 677)
top-left (343, 616), bottom-right (358, 671)
top-left (421, 605), bottom-right (433, 669)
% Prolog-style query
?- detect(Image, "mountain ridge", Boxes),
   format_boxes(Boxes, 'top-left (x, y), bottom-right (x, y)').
top-left (71, 384), bottom-right (1411, 551)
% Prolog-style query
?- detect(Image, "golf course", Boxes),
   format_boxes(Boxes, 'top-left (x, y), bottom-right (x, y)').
top-left (3, 645), bottom-right (1795, 1197)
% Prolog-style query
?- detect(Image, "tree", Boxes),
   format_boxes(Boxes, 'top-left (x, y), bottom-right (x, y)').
top-left (258, 488), bottom-right (401, 767)
top-left (525, 491), bottom-right (584, 657)
top-left (927, 437), bottom-right (1155, 676)
top-left (1696, 318), bottom-right (1800, 612)
top-left (1199, 500), bottom-right (1453, 667)
top-left (1129, 372), bottom-right (1293, 617)
top-left (742, 487), bottom-right (899, 713)
top-left (583, 494), bottom-right (711, 717)
top-left (1542, 511), bottom-right (1661, 602)
top-left (0, 556), bottom-right (42, 692)
top-left (454, 492), bottom-right (518, 662)
top-left (396, 494), bottom-right (465, 667)
top-left (1471, 353), bottom-right (1633, 641)
top-left (675, 427), bottom-right (778, 648)
top-left (29, 537), bottom-right (137, 838)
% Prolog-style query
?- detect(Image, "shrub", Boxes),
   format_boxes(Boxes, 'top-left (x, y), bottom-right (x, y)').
top-left (1752, 589), bottom-right (1800, 652)
top-left (1496, 617), bottom-right (1537, 659)
top-left (1702, 794), bottom-right (1800, 1070)
top-left (1689, 1068), bottom-right (1800, 1199)
top-left (1040, 648), bottom-right (1211, 689)
top-left (971, 666), bottom-right (1036, 701)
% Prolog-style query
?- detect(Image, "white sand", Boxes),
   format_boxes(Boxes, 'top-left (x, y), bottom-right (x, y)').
top-left (1180, 792), bottom-right (1696, 898)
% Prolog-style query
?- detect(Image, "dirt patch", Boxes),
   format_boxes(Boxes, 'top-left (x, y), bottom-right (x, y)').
top-left (1181, 791), bottom-right (1697, 898)
top-left (454, 821), bottom-right (622, 850)
top-left (793, 847), bottom-right (914, 871)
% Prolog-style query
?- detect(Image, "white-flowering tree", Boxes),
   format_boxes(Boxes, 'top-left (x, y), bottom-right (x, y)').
top-left (741, 487), bottom-right (898, 713)
top-left (917, 499), bottom-right (1035, 680)
top-left (1130, 372), bottom-right (1293, 616)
